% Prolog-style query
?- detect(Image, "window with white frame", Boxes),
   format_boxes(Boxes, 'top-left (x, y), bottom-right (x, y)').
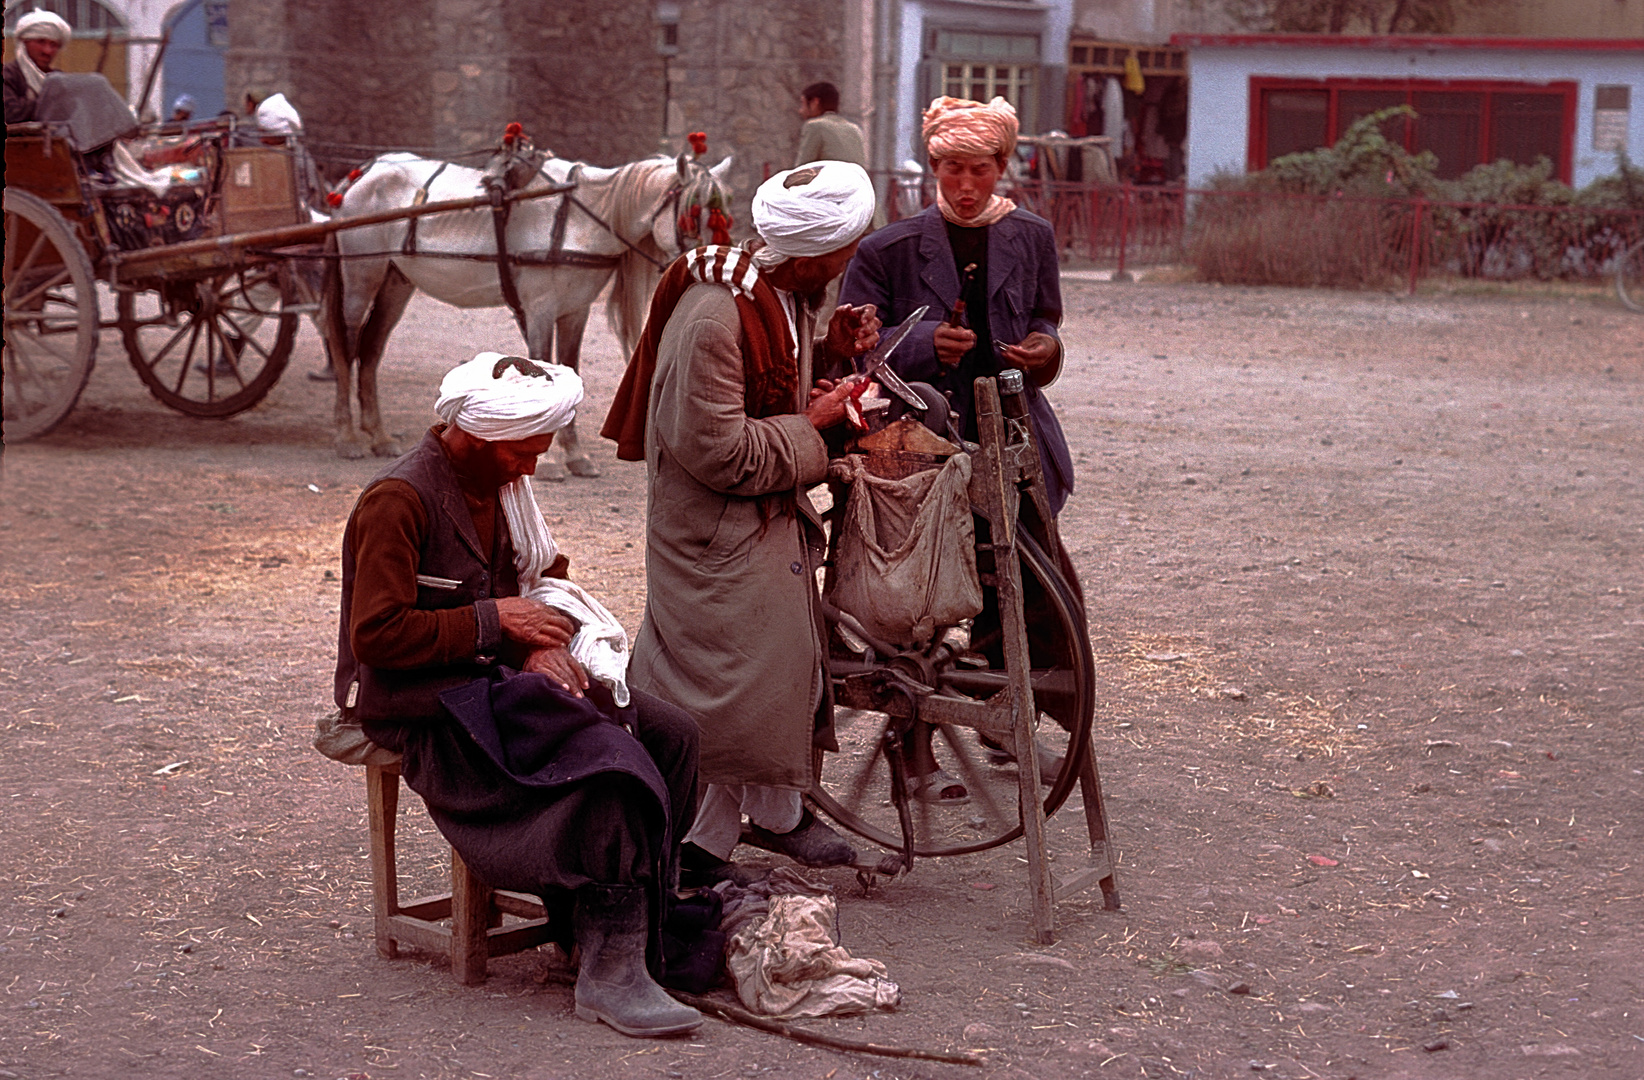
top-left (927, 30), bottom-right (1040, 122)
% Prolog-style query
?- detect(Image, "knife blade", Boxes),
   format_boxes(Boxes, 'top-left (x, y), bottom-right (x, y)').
top-left (853, 304), bottom-right (930, 409)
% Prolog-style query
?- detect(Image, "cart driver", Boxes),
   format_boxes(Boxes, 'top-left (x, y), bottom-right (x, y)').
top-left (252, 92), bottom-right (325, 214)
top-left (4, 10), bottom-right (71, 124)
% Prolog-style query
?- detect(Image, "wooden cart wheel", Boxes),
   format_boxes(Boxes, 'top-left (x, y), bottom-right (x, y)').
top-left (119, 266), bottom-right (295, 417)
top-left (810, 529), bottom-right (1095, 857)
top-left (2, 189), bottom-right (99, 441)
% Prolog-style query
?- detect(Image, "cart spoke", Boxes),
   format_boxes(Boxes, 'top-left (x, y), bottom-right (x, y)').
top-left (206, 319), bottom-right (248, 388)
top-left (170, 320), bottom-right (205, 396)
top-left (7, 268), bottom-right (74, 313)
top-left (141, 319), bottom-right (196, 371)
top-left (228, 321), bottom-right (275, 364)
top-left (2, 232), bottom-right (51, 303)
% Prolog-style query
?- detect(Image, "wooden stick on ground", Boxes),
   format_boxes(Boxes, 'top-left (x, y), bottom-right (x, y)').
top-left (539, 969), bottom-right (982, 1066)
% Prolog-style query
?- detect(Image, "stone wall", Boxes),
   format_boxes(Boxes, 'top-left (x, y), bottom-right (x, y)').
top-left (667, 0), bottom-right (849, 225)
top-left (227, 0), bottom-right (856, 227)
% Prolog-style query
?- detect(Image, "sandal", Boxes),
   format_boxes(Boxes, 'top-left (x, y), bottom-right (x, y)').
top-left (907, 768), bottom-right (970, 805)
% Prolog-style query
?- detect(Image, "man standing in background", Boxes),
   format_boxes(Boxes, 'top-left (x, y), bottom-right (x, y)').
top-left (797, 81), bottom-right (867, 168)
top-left (796, 81), bottom-right (882, 310)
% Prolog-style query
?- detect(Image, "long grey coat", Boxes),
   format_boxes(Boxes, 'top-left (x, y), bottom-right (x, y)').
top-left (629, 283), bottom-right (833, 789)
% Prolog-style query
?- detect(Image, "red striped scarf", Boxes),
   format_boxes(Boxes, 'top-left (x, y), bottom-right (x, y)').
top-left (601, 245), bottom-right (798, 462)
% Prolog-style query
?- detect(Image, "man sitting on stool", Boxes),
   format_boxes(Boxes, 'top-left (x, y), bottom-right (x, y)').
top-left (334, 353), bottom-right (702, 1038)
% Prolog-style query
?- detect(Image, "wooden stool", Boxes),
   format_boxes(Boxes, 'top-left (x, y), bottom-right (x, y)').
top-left (366, 762), bottom-right (555, 984)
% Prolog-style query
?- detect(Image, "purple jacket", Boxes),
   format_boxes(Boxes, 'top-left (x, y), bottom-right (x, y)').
top-left (839, 205), bottom-right (1074, 513)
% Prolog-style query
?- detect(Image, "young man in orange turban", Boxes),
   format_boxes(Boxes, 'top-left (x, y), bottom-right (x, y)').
top-left (839, 95), bottom-right (1074, 514)
top-left (838, 96), bottom-right (1077, 803)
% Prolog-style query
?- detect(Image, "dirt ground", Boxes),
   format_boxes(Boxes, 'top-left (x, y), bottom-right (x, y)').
top-left (2, 277), bottom-right (1640, 1080)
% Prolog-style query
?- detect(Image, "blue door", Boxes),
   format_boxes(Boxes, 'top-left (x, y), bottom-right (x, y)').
top-left (162, 0), bottom-right (226, 119)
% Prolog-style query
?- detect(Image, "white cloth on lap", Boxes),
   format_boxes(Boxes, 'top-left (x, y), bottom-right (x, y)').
top-left (525, 576), bottom-right (631, 707)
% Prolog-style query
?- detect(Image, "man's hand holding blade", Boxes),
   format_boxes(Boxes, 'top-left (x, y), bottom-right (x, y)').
top-left (996, 331), bottom-right (1062, 384)
top-left (495, 596), bottom-right (576, 649)
top-left (805, 378), bottom-right (857, 430)
top-left (934, 323), bottom-right (976, 368)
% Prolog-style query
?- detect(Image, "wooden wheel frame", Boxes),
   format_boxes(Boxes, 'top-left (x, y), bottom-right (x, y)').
top-left (2, 189), bottom-right (99, 441)
top-left (810, 527), bottom-right (1095, 859)
top-left (118, 265), bottom-right (296, 417)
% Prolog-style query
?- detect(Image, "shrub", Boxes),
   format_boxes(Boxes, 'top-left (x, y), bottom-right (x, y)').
top-left (1189, 123), bottom-right (1644, 286)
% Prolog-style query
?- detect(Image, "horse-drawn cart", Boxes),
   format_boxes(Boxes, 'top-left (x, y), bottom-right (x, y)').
top-left (2, 117), bottom-right (569, 442)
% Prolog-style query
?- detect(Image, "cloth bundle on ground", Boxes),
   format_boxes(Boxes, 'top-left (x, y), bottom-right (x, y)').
top-left (711, 866), bottom-right (834, 938)
top-left (826, 452), bottom-right (983, 647)
top-left (724, 892), bottom-right (901, 1017)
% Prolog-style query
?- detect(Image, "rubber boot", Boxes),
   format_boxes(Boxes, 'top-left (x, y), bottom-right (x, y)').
top-left (573, 885), bottom-right (703, 1038)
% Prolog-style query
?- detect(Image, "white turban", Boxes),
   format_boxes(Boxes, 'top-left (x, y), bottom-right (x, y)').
top-left (15, 10), bottom-right (71, 43)
top-left (751, 160), bottom-right (875, 267)
top-left (254, 93), bottom-right (303, 135)
top-left (435, 351), bottom-right (584, 441)
top-left (432, 351), bottom-right (630, 706)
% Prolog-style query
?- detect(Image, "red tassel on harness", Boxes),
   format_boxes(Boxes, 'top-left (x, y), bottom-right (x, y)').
top-left (347, 167), bottom-right (363, 182)
top-left (326, 191), bottom-right (344, 208)
top-left (503, 121), bottom-right (525, 146)
top-left (678, 203), bottom-right (702, 240)
top-left (707, 207), bottom-right (732, 246)
top-left (688, 131), bottom-right (708, 156)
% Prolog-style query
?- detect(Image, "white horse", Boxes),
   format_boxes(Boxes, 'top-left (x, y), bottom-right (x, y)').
top-left (321, 150), bottom-right (732, 472)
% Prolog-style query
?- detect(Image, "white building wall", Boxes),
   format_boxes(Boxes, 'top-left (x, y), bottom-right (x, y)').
top-left (1183, 43), bottom-right (1644, 189)
top-left (98, 0), bottom-right (180, 115)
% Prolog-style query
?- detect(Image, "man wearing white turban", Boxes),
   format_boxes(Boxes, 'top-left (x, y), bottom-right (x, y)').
top-left (603, 161), bottom-right (881, 883)
top-left (4, 9), bottom-right (72, 124)
top-left (334, 353), bottom-right (704, 1038)
top-left (246, 91), bottom-right (325, 212)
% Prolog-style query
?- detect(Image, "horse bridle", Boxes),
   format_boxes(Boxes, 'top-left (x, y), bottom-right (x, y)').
top-left (656, 159), bottom-right (730, 256)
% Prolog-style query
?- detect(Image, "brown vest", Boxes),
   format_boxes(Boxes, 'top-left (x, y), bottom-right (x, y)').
top-left (333, 430), bottom-right (520, 728)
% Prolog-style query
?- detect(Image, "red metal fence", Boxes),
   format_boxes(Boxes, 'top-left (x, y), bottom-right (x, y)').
top-left (882, 175), bottom-right (1644, 292)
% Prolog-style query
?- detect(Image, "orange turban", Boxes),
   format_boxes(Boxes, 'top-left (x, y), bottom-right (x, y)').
top-left (922, 96), bottom-right (1019, 161)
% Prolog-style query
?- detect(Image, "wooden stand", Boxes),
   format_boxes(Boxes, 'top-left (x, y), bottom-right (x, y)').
top-left (973, 376), bottom-right (1120, 943)
top-left (366, 762), bottom-right (555, 984)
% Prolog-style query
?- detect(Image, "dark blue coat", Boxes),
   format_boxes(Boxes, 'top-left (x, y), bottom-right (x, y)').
top-left (839, 205), bottom-right (1074, 513)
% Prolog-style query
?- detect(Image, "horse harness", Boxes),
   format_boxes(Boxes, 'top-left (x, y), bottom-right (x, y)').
top-left (388, 155), bottom-right (715, 336)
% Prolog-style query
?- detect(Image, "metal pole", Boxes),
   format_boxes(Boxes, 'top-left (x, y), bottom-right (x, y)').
top-left (660, 56), bottom-right (671, 140)
top-left (1112, 183), bottom-right (1133, 283)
